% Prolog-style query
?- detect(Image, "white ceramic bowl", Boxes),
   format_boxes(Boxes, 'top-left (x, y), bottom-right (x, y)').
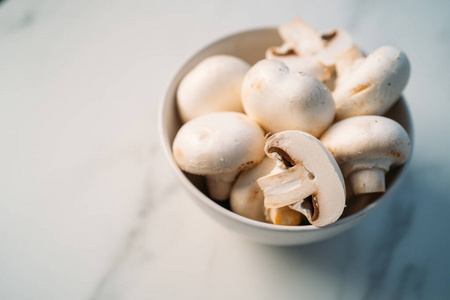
top-left (158, 28), bottom-right (413, 246)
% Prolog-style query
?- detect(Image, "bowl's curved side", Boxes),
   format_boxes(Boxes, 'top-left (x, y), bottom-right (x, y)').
top-left (158, 28), bottom-right (414, 245)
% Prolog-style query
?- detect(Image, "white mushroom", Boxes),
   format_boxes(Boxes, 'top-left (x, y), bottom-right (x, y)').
top-left (177, 55), bottom-right (250, 123)
top-left (320, 115), bottom-right (411, 195)
top-left (334, 46), bottom-right (365, 88)
top-left (278, 18), bottom-right (324, 57)
top-left (333, 46), bottom-right (410, 120)
top-left (172, 112), bottom-right (265, 201)
top-left (335, 46), bottom-right (365, 77)
top-left (230, 157), bottom-right (303, 225)
top-left (257, 130), bottom-right (346, 227)
top-left (314, 28), bottom-right (353, 67)
top-left (241, 59), bottom-right (335, 137)
top-left (230, 157), bottom-right (274, 222)
top-left (266, 19), bottom-right (353, 86)
top-left (266, 44), bottom-right (332, 82)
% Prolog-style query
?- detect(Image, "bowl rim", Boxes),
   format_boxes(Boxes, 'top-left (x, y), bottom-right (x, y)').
top-left (158, 27), bottom-right (414, 232)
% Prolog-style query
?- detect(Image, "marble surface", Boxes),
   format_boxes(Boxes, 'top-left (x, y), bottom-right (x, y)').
top-left (0, 0), bottom-right (449, 299)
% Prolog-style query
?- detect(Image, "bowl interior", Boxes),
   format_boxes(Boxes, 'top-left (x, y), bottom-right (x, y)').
top-left (159, 28), bottom-right (413, 230)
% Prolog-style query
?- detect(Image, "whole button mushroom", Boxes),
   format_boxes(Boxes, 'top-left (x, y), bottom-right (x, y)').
top-left (241, 59), bottom-right (335, 137)
top-left (172, 112), bottom-right (265, 201)
top-left (177, 55), bottom-right (251, 123)
top-left (320, 115), bottom-right (411, 195)
top-left (230, 157), bottom-right (303, 225)
top-left (257, 130), bottom-right (346, 227)
top-left (333, 46), bottom-right (410, 120)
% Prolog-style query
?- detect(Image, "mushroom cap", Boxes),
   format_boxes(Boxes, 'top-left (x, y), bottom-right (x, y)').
top-left (241, 59), bottom-right (335, 137)
top-left (335, 46), bottom-right (365, 76)
top-left (278, 18), bottom-right (323, 57)
top-left (335, 46), bottom-right (365, 87)
top-left (266, 26), bottom-right (353, 83)
top-left (314, 28), bottom-right (353, 66)
top-left (277, 18), bottom-right (353, 60)
top-left (230, 157), bottom-right (275, 222)
top-left (265, 45), bottom-right (332, 82)
top-left (320, 115), bottom-right (411, 176)
top-left (176, 55), bottom-right (250, 123)
top-left (333, 46), bottom-right (410, 120)
top-left (172, 112), bottom-right (265, 175)
top-left (257, 130), bottom-right (346, 227)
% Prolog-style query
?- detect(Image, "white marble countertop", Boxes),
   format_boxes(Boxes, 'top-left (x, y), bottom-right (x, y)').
top-left (1, 0), bottom-right (449, 299)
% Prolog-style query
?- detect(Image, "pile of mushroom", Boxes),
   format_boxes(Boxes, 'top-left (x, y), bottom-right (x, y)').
top-left (172, 18), bottom-right (411, 227)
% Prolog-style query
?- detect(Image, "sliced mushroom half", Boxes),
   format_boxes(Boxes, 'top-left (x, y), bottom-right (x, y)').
top-left (257, 131), bottom-right (346, 227)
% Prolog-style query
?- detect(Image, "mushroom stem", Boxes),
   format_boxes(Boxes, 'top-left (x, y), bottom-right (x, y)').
top-left (266, 206), bottom-right (302, 226)
top-left (206, 171), bottom-right (239, 201)
top-left (349, 168), bottom-right (386, 195)
top-left (257, 165), bottom-right (317, 208)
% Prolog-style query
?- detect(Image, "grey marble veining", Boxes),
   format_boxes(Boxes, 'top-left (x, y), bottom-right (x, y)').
top-left (0, 0), bottom-right (449, 299)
